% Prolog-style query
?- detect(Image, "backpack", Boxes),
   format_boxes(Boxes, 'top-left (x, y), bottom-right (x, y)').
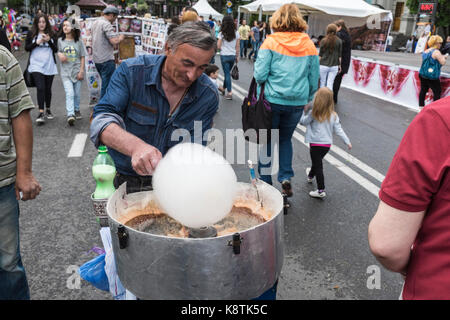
top-left (419, 49), bottom-right (441, 80)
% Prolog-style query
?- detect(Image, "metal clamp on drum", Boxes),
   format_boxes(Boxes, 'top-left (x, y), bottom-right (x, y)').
top-left (117, 225), bottom-right (128, 249)
top-left (228, 233), bottom-right (243, 254)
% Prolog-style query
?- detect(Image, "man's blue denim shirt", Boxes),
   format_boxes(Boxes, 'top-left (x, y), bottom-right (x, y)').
top-left (90, 54), bottom-right (219, 176)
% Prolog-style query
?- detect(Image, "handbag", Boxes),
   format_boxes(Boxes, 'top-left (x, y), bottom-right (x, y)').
top-left (23, 55), bottom-right (35, 87)
top-left (419, 49), bottom-right (441, 80)
top-left (231, 62), bottom-right (239, 80)
top-left (241, 77), bottom-right (272, 144)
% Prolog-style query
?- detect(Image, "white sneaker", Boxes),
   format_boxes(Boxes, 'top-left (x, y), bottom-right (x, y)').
top-left (306, 168), bottom-right (313, 183)
top-left (309, 190), bottom-right (326, 198)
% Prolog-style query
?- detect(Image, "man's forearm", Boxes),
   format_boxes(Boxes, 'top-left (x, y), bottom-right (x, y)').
top-left (12, 109), bottom-right (33, 174)
top-left (100, 122), bottom-right (146, 157)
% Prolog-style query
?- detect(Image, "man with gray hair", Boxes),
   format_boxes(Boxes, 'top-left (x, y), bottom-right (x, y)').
top-left (90, 21), bottom-right (218, 194)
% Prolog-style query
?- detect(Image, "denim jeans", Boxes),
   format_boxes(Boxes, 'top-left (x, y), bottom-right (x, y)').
top-left (319, 65), bottom-right (339, 90)
top-left (220, 55), bottom-right (235, 93)
top-left (240, 39), bottom-right (249, 58)
top-left (62, 78), bottom-right (81, 117)
top-left (258, 103), bottom-right (304, 185)
top-left (249, 40), bottom-right (261, 60)
top-left (95, 60), bottom-right (116, 99)
top-left (0, 183), bottom-right (30, 300)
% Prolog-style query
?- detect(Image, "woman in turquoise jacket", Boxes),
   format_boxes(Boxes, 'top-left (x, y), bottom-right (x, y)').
top-left (254, 3), bottom-right (320, 197)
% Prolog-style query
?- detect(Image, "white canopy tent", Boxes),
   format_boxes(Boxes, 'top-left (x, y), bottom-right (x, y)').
top-left (193, 0), bottom-right (224, 20)
top-left (238, 0), bottom-right (392, 39)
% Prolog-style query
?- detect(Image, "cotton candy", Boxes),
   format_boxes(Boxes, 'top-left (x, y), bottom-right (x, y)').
top-left (152, 143), bottom-right (238, 229)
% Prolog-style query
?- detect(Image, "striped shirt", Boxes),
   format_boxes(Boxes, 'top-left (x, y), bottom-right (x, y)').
top-left (0, 45), bottom-right (35, 188)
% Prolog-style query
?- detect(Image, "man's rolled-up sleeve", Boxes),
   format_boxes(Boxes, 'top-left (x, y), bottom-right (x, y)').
top-left (90, 113), bottom-right (126, 148)
top-left (90, 61), bottom-right (130, 147)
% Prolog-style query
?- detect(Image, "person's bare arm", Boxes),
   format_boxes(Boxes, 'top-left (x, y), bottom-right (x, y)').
top-left (11, 109), bottom-right (41, 200)
top-left (368, 200), bottom-right (425, 274)
top-left (109, 34), bottom-right (125, 46)
top-left (77, 56), bottom-right (85, 80)
top-left (217, 38), bottom-right (222, 51)
top-left (100, 123), bottom-right (162, 176)
top-left (235, 38), bottom-right (240, 62)
top-left (432, 50), bottom-right (447, 65)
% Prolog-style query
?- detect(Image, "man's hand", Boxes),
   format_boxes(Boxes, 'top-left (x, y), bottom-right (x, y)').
top-left (15, 171), bottom-right (41, 201)
top-left (131, 144), bottom-right (162, 176)
top-left (118, 34), bottom-right (125, 42)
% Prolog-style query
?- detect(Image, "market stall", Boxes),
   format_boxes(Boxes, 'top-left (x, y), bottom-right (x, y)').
top-left (239, 0), bottom-right (393, 52)
top-left (79, 16), bottom-right (168, 106)
top-left (192, 0), bottom-right (224, 20)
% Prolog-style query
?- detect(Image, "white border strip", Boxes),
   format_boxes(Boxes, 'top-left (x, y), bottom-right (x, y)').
top-left (68, 133), bottom-right (88, 158)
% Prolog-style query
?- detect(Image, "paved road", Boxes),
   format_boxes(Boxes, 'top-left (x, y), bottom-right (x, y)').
top-left (14, 49), bottom-right (419, 300)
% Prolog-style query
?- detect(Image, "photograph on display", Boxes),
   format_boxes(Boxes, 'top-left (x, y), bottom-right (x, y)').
top-left (118, 18), bottom-right (131, 32)
top-left (134, 35), bottom-right (142, 46)
top-left (151, 23), bottom-right (159, 33)
top-left (130, 18), bottom-right (142, 33)
top-left (143, 21), bottom-right (152, 36)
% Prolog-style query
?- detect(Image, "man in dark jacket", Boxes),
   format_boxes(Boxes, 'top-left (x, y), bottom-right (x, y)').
top-left (441, 36), bottom-right (450, 56)
top-left (333, 19), bottom-right (351, 104)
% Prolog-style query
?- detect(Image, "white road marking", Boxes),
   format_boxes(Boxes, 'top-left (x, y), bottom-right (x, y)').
top-left (220, 77), bottom-right (385, 196)
top-left (293, 131), bottom-right (380, 197)
top-left (68, 133), bottom-right (88, 158)
top-left (296, 124), bottom-right (385, 183)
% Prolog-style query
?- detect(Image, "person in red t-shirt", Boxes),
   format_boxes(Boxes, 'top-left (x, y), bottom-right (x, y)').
top-left (368, 96), bottom-right (450, 300)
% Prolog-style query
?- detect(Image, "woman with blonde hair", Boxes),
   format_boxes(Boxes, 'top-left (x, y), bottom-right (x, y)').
top-left (181, 10), bottom-right (199, 24)
top-left (418, 35), bottom-right (447, 107)
top-left (254, 3), bottom-right (319, 197)
top-left (319, 23), bottom-right (342, 90)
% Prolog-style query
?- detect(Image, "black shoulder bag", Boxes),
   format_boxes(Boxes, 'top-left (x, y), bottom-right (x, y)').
top-left (23, 54), bottom-right (35, 87)
top-left (241, 78), bottom-right (272, 144)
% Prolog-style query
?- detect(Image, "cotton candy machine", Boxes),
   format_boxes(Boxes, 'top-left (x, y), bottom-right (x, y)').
top-left (106, 181), bottom-right (284, 300)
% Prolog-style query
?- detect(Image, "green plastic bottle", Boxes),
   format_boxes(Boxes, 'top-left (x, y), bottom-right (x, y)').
top-left (92, 145), bottom-right (116, 199)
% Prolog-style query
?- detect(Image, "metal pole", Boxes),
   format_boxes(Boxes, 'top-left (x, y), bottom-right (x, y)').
top-left (258, 6), bottom-right (262, 21)
top-left (237, 6), bottom-right (240, 26)
top-left (429, 0), bottom-right (438, 35)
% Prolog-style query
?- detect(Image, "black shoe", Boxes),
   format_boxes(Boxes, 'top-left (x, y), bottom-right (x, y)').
top-left (36, 112), bottom-right (45, 124)
top-left (281, 180), bottom-right (293, 197)
top-left (45, 109), bottom-right (54, 120)
top-left (75, 110), bottom-right (82, 120)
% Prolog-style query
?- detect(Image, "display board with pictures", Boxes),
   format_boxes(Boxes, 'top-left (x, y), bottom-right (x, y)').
top-left (79, 18), bottom-right (101, 106)
top-left (116, 16), bottom-right (167, 56)
top-left (78, 17), bottom-right (167, 104)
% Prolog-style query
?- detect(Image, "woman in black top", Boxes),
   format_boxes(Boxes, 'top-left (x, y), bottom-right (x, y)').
top-left (332, 19), bottom-right (351, 104)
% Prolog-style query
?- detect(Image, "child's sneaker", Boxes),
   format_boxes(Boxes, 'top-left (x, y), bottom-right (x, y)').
top-left (309, 189), bottom-right (326, 198)
top-left (306, 168), bottom-right (313, 183)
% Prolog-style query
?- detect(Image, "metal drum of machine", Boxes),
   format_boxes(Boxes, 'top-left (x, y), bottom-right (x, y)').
top-left (106, 181), bottom-right (284, 300)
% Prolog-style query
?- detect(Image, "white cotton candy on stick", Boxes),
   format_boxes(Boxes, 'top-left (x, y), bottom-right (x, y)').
top-left (152, 143), bottom-right (238, 229)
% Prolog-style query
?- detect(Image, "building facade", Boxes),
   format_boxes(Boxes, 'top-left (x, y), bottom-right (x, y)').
top-left (365, 0), bottom-right (418, 36)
